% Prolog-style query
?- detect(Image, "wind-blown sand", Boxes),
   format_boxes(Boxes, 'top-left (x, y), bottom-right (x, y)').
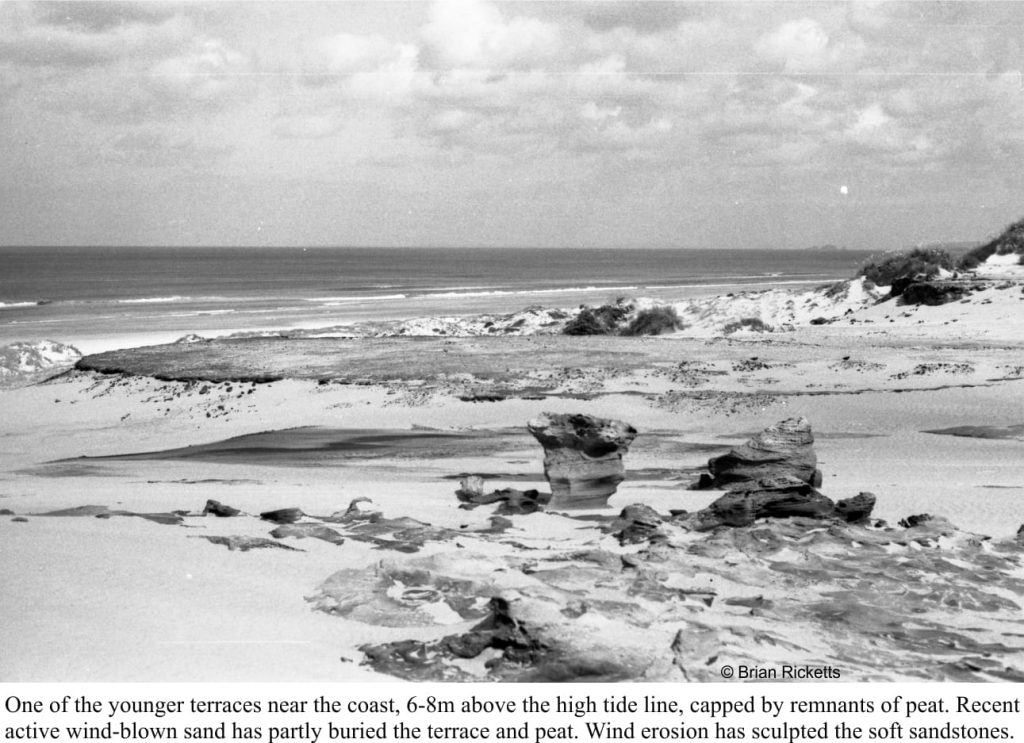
top-left (1, 265), bottom-right (1023, 681)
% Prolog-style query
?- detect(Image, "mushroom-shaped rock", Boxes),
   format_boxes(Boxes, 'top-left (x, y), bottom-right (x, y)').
top-left (701, 417), bottom-right (821, 490)
top-left (527, 413), bottom-right (637, 508)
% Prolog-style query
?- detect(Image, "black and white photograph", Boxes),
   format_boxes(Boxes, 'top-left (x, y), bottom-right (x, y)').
top-left (1, 0), bottom-right (1023, 683)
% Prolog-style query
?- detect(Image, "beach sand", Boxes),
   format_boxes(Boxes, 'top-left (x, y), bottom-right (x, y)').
top-left (2, 269), bottom-right (1023, 682)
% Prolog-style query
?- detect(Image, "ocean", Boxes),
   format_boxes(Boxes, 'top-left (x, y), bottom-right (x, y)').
top-left (0, 246), bottom-right (873, 352)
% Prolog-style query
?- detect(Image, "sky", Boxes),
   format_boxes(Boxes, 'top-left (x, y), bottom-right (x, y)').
top-left (1, 0), bottom-right (1023, 250)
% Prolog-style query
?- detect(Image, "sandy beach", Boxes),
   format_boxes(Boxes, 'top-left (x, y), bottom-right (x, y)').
top-left (2, 258), bottom-right (1023, 682)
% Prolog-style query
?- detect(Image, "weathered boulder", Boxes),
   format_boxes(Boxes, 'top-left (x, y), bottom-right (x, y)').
top-left (698, 417), bottom-right (820, 490)
top-left (835, 492), bottom-right (876, 523)
top-left (689, 475), bottom-right (836, 530)
top-left (527, 413), bottom-right (637, 508)
top-left (202, 499), bottom-right (240, 517)
top-left (456, 476), bottom-right (550, 514)
top-left (326, 497), bottom-right (382, 523)
top-left (612, 503), bottom-right (664, 545)
top-left (259, 507), bottom-right (304, 524)
top-left (899, 513), bottom-right (935, 528)
top-left (270, 523), bottom-right (346, 546)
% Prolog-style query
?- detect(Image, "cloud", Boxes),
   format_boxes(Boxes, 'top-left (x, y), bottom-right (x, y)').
top-left (305, 32), bottom-right (417, 76)
top-left (574, 2), bottom-right (696, 33)
top-left (755, 18), bottom-right (833, 72)
top-left (149, 40), bottom-right (250, 103)
top-left (420, 0), bottom-right (562, 70)
top-left (0, 2), bottom-right (187, 68)
top-left (7, 0), bottom-right (1024, 250)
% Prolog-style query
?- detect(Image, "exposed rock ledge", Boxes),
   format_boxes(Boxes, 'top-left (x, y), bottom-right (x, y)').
top-left (325, 514), bottom-right (1024, 682)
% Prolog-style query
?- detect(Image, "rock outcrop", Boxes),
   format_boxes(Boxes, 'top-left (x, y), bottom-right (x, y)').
top-left (687, 419), bottom-right (879, 529)
top-left (527, 413), bottom-right (637, 508)
top-left (39, 504), bottom-right (184, 526)
top-left (196, 535), bottom-right (302, 552)
top-left (456, 476), bottom-right (550, 514)
top-left (835, 492), bottom-right (877, 523)
top-left (611, 503), bottom-right (664, 545)
top-left (696, 417), bottom-right (821, 490)
top-left (203, 499), bottom-right (240, 517)
top-left (688, 475), bottom-right (836, 530)
top-left (346, 517), bottom-right (1024, 682)
top-left (259, 507), bottom-right (304, 524)
top-left (270, 523), bottom-right (346, 545)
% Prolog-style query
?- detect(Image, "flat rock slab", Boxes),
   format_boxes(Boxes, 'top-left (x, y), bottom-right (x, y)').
top-left (77, 336), bottom-right (691, 383)
top-left (924, 424), bottom-right (1024, 440)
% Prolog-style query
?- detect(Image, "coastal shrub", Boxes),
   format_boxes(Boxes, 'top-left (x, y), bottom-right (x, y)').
top-left (857, 247), bottom-right (954, 286)
top-left (563, 303), bottom-right (630, 335)
top-left (722, 317), bottom-right (770, 334)
top-left (959, 217), bottom-right (1024, 269)
top-left (621, 306), bottom-right (683, 336)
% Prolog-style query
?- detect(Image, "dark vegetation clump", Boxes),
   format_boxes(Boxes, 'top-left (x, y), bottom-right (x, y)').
top-left (722, 317), bottom-right (770, 334)
top-left (857, 247), bottom-right (954, 286)
top-left (563, 303), bottom-right (630, 335)
top-left (959, 218), bottom-right (1024, 269)
top-left (621, 306), bottom-right (683, 336)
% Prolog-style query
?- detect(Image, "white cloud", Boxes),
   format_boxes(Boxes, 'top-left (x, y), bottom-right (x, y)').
top-left (0, 4), bottom-right (187, 68)
top-left (420, 0), bottom-right (562, 70)
top-left (850, 103), bottom-right (890, 134)
top-left (580, 102), bottom-right (621, 121)
top-left (149, 40), bottom-right (249, 103)
top-left (307, 33), bottom-right (417, 75)
top-left (755, 18), bottom-right (831, 71)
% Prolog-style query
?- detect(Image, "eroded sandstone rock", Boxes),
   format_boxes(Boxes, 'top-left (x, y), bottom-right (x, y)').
top-left (612, 503), bottom-right (664, 545)
top-left (688, 475), bottom-right (837, 530)
top-left (698, 417), bottom-right (821, 490)
top-left (259, 507), bottom-right (304, 524)
top-left (347, 517), bottom-right (1024, 682)
top-left (835, 492), bottom-right (876, 523)
top-left (203, 499), bottom-right (240, 517)
top-left (196, 535), bottom-right (303, 552)
top-left (39, 504), bottom-right (184, 526)
top-left (456, 476), bottom-right (550, 515)
top-left (270, 523), bottom-right (346, 545)
top-left (527, 413), bottom-right (637, 508)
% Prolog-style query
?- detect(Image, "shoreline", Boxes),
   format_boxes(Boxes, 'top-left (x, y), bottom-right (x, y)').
top-left (0, 270), bottom-right (860, 355)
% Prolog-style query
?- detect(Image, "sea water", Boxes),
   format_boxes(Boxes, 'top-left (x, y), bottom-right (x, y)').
top-left (0, 246), bottom-right (871, 352)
